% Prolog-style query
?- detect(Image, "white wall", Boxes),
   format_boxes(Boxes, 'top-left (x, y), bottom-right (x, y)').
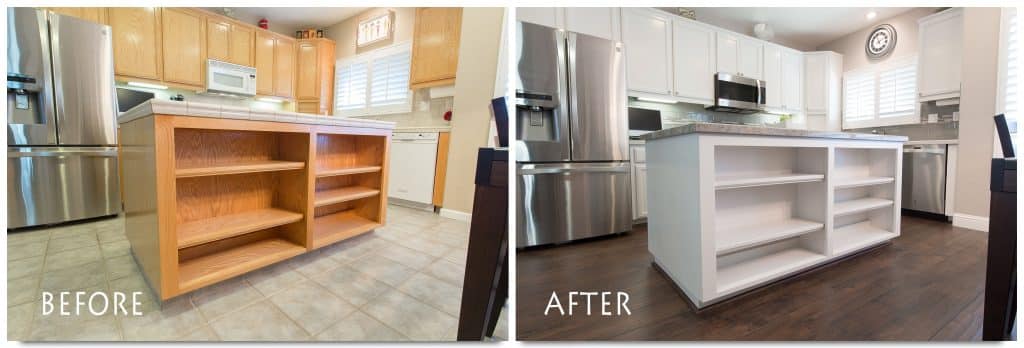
top-left (815, 8), bottom-right (937, 72)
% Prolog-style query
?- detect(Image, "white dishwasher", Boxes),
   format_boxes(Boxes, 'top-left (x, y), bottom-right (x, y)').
top-left (388, 132), bottom-right (438, 208)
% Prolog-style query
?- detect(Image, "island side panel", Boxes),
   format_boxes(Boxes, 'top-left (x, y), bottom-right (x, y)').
top-left (646, 134), bottom-right (705, 303)
top-left (120, 116), bottom-right (163, 299)
top-left (154, 115), bottom-right (180, 298)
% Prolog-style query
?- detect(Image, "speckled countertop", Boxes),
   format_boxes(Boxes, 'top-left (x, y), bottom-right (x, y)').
top-left (118, 99), bottom-right (395, 129)
top-left (640, 123), bottom-right (908, 142)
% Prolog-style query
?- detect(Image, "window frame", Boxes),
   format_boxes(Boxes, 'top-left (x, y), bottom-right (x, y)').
top-left (334, 42), bottom-right (413, 117)
top-left (841, 55), bottom-right (921, 129)
top-left (995, 7), bottom-right (1018, 157)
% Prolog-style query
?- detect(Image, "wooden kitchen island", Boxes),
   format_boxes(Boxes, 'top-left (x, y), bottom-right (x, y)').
top-left (119, 99), bottom-right (394, 300)
top-left (641, 123), bottom-right (907, 308)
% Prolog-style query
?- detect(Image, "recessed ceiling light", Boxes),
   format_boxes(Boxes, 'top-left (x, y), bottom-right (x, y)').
top-left (866, 11), bottom-right (877, 20)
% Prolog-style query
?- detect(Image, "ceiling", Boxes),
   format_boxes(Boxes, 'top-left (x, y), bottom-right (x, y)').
top-left (677, 7), bottom-right (918, 50)
top-left (203, 7), bottom-right (368, 34)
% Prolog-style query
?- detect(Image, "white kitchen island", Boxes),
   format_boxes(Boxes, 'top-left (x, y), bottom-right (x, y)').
top-left (640, 123), bottom-right (907, 308)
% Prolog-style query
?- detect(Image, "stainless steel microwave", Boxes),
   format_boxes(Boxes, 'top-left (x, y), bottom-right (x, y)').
top-left (707, 72), bottom-right (765, 114)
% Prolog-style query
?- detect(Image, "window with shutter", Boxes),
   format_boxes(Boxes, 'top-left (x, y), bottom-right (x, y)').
top-left (997, 7), bottom-right (1018, 155)
top-left (842, 56), bottom-right (919, 128)
top-left (334, 42), bottom-right (412, 116)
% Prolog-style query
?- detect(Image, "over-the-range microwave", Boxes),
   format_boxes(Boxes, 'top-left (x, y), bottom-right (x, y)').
top-left (205, 59), bottom-right (257, 97)
top-left (707, 72), bottom-right (765, 114)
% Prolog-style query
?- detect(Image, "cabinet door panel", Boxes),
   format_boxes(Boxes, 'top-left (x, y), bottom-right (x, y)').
top-left (763, 45), bottom-right (782, 109)
top-left (738, 37), bottom-right (763, 79)
top-left (672, 19), bottom-right (715, 103)
top-left (621, 8), bottom-right (672, 95)
top-left (254, 31), bottom-right (275, 96)
top-left (274, 38), bottom-right (296, 98)
top-left (918, 11), bottom-right (963, 97)
top-left (108, 8), bottom-right (161, 80)
top-left (47, 7), bottom-right (107, 23)
top-left (229, 25), bottom-right (254, 66)
top-left (781, 50), bottom-right (803, 112)
top-left (565, 7), bottom-right (619, 41)
top-left (716, 33), bottom-right (739, 75)
top-left (410, 8), bottom-right (462, 86)
top-left (161, 8), bottom-right (205, 86)
top-left (632, 163), bottom-right (648, 219)
top-left (803, 53), bottom-right (827, 114)
top-left (206, 19), bottom-right (230, 63)
top-left (295, 41), bottom-right (318, 99)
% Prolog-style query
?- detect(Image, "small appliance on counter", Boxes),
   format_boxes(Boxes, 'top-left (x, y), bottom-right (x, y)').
top-left (7, 8), bottom-right (120, 229)
top-left (628, 107), bottom-right (662, 139)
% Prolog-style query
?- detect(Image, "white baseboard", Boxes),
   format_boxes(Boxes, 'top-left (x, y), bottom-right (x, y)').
top-left (439, 208), bottom-right (472, 222)
top-left (952, 213), bottom-right (989, 232)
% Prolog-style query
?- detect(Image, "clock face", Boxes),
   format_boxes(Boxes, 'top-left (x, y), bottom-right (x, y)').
top-left (866, 24), bottom-right (897, 59)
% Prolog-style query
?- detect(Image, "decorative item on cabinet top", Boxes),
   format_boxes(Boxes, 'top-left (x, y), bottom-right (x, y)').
top-left (358, 10), bottom-right (395, 47)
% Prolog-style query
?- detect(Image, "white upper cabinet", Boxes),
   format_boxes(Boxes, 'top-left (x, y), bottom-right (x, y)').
top-left (716, 32), bottom-right (763, 79)
top-left (918, 8), bottom-right (963, 101)
top-left (804, 53), bottom-right (829, 114)
top-left (621, 8), bottom-right (673, 95)
top-left (517, 7), bottom-right (562, 28)
top-left (781, 49), bottom-right (804, 113)
top-left (804, 51), bottom-right (843, 130)
top-left (672, 19), bottom-right (716, 104)
top-left (763, 44), bottom-right (783, 109)
top-left (565, 8), bottom-right (620, 41)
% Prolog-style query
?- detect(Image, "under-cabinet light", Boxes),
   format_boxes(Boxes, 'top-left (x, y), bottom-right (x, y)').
top-left (258, 97), bottom-right (285, 103)
top-left (126, 81), bottom-right (168, 90)
top-left (636, 97), bottom-right (678, 104)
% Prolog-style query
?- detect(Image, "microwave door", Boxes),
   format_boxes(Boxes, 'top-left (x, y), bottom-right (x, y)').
top-left (567, 32), bottom-right (628, 162)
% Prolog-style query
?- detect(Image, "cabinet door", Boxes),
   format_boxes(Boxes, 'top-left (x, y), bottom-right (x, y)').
top-left (804, 53), bottom-right (827, 114)
top-left (632, 163), bottom-right (648, 219)
top-left (229, 24), bottom-right (254, 66)
top-left (716, 32), bottom-right (739, 75)
top-left (565, 7), bottom-right (619, 41)
top-left (274, 38), bottom-right (296, 99)
top-left (47, 7), bottom-right (107, 23)
top-left (763, 44), bottom-right (783, 109)
top-left (738, 37), bottom-right (763, 79)
top-left (254, 31), bottom-right (275, 96)
top-left (295, 41), bottom-right (318, 100)
top-left (672, 19), bottom-right (715, 104)
top-left (206, 18), bottom-right (231, 63)
top-left (410, 8), bottom-right (462, 86)
top-left (107, 8), bottom-right (161, 80)
top-left (781, 49), bottom-right (804, 112)
top-left (517, 7), bottom-right (562, 28)
top-left (918, 10), bottom-right (963, 98)
top-left (621, 8), bottom-right (672, 95)
top-left (161, 8), bottom-right (205, 86)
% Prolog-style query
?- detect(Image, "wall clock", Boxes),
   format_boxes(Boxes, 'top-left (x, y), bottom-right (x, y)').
top-left (865, 24), bottom-right (897, 59)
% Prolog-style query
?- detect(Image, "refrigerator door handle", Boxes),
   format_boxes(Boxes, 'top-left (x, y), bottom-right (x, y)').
top-left (519, 164), bottom-right (631, 175)
top-left (8, 147), bottom-right (118, 158)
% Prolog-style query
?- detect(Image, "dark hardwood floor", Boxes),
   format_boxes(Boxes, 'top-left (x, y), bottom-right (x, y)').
top-left (516, 216), bottom-right (988, 341)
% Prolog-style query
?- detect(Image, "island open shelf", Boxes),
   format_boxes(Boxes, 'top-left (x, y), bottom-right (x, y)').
top-left (645, 130), bottom-right (903, 309)
top-left (120, 115), bottom-right (392, 300)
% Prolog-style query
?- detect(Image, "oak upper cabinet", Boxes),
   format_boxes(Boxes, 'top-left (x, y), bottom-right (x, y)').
top-left (107, 8), bottom-right (162, 81)
top-left (564, 8), bottom-right (620, 41)
top-left (254, 30), bottom-right (296, 99)
top-left (410, 7), bottom-right (463, 89)
top-left (160, 8), bottom-right (206, 87)
top-left (46, 7), bottom-right (107, 23)
top-left (517, 7), bottom-right (562, 28)
top-left (717, 32), bottom-right (763, 79)
top-left (621, 8), bottom-right (672, 96)
top-left (918, 8), bottom-right (963, 101)
top-left (671, 18), bottom-right (716, 104)
top-left (296, 38), bottom-right (335, 115)
top-left (207, 16), bottom-right (254, 66)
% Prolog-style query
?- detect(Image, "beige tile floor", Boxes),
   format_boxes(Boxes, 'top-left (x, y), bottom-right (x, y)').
top-left (7, 205), bottom-right (507, 341)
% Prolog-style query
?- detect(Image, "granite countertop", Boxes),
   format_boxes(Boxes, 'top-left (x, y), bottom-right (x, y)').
top-left (905, 139), bottom-right (958, 145)
top-left (118, 99), bottom-right (395, 129)
top-left (640, 123), bottom-right (908, 142)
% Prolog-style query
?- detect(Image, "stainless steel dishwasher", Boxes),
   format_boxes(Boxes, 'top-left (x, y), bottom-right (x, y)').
top-left (902, 144), bottom-right (948, 215)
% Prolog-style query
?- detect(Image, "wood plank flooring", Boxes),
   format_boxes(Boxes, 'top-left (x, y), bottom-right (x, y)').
top-left (516, 216), bottom-right (988, 341)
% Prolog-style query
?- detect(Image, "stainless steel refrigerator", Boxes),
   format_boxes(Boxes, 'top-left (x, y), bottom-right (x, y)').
top-left (515, 21), bottom-right (631, 247)
top-left (7, 8), bottom-right (120, 229)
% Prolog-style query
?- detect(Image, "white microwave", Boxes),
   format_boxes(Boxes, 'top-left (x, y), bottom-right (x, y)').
top-left (206, 59), bottom-right (256, 96)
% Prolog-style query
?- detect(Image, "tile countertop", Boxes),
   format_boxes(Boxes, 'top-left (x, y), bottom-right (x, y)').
top-left (639, 122), bottom-right (908, 142)
top-left (393, 126), bottom-right (452, 133)
top-left (118, 99), bottom-right (396, 129)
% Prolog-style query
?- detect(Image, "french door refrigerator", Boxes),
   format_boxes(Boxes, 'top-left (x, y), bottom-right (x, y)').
top-left (7, 8), bottom-right (120, 229)
top-left (515, 21), bottom-right (631, 247)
